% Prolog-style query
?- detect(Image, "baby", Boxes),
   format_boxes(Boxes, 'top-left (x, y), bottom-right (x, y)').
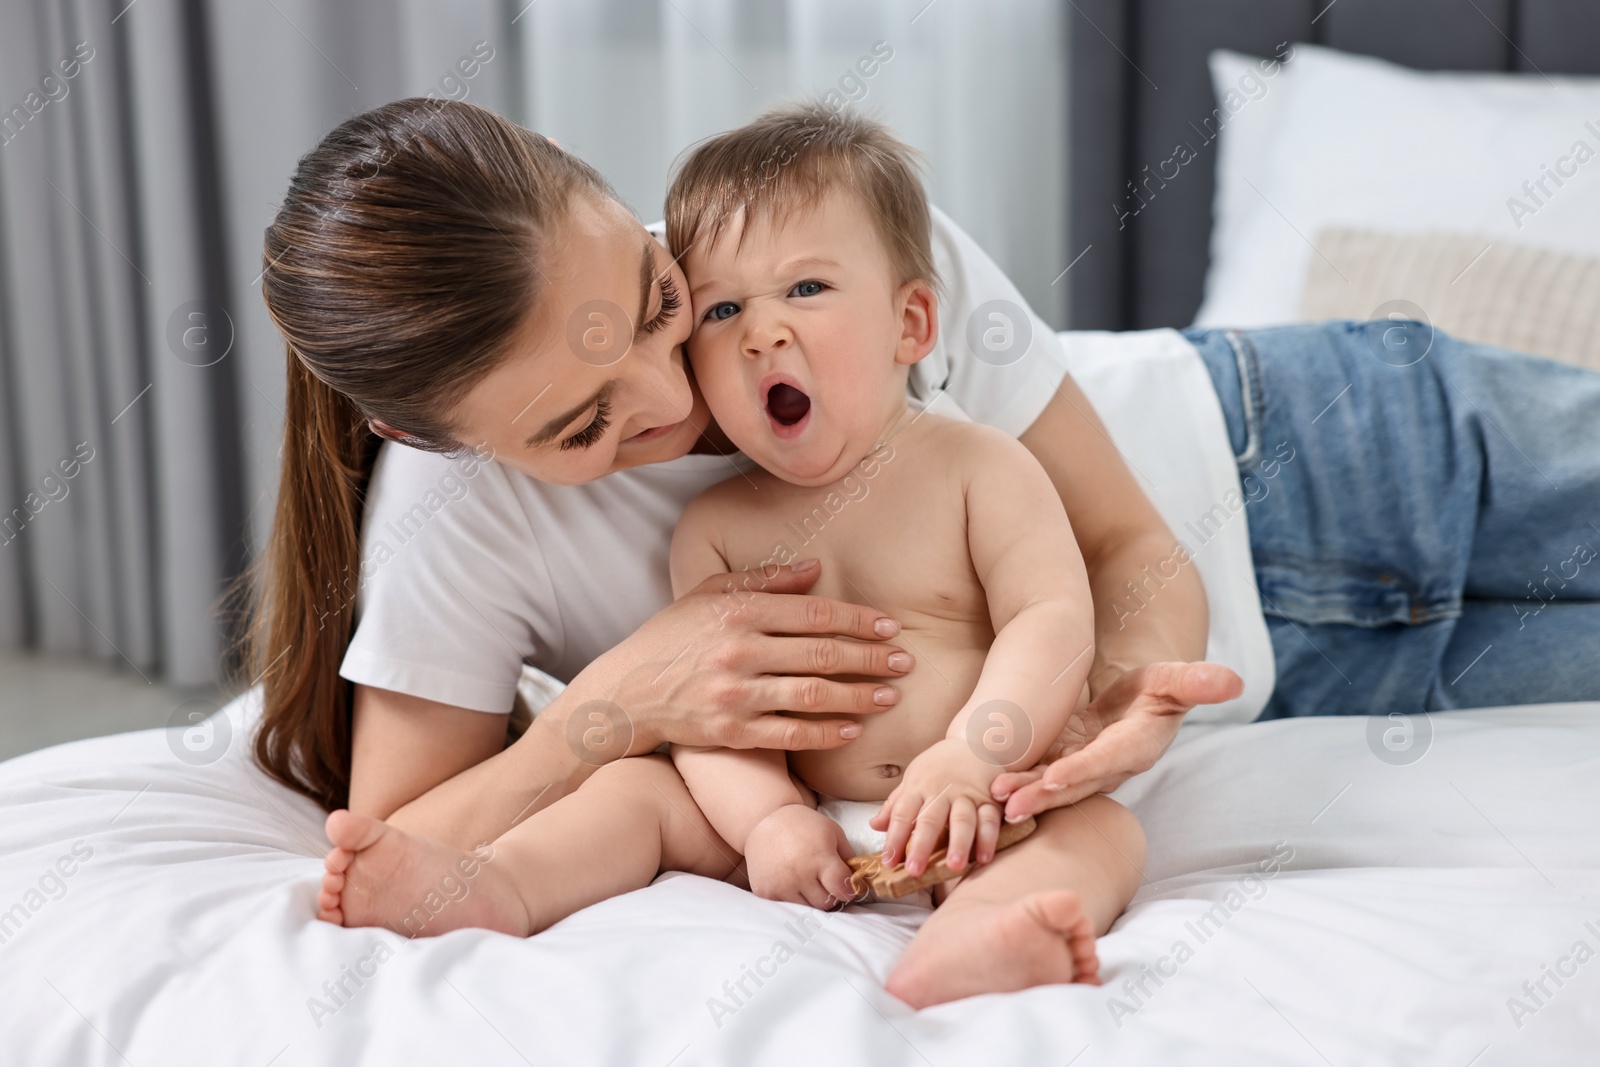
top-left (316, 105), bottom-right (1143, 1011)
top-left (660, 105), bottom-right (1144, 1007)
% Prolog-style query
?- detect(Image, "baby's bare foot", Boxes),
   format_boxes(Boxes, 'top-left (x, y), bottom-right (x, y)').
top-left (884, 890), bottom-right (1099, 1009)
top-left (317, 810), bottom-right (529, 938)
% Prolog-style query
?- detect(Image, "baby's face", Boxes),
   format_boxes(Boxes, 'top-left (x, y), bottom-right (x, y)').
top-left (682, 188), bottom-right (931, 486)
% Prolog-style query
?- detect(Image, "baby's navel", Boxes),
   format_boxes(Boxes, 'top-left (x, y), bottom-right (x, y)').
top-left (875, 764), bottom-right (903, 779)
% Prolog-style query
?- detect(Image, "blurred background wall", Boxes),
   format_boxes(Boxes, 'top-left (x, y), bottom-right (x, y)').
top-left (0, 0), bottom-right (1065, 696)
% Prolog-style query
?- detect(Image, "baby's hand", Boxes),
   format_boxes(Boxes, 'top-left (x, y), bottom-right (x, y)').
top-left (870, 738), bottom-right (1003, 877)
top-left (744, 804), bottom-right (859, 909)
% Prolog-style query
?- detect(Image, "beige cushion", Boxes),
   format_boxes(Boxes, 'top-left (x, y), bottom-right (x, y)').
top-left (1299, 228), bottom-right (1600, 372)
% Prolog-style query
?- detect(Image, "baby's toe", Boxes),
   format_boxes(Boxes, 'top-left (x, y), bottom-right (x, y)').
top-left (324, 809), bottom-right (383, 852)
top-left (315, 889), bottom-right (344, 923)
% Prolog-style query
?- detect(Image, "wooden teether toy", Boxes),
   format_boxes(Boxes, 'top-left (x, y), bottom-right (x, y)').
top-left (846, 816), bottom-right (1038, 900)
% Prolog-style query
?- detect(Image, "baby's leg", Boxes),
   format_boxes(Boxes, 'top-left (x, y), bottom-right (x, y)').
top-left (884, 795), bottom-right (1144, 1009)
top-left (319, 754), bottom-right (739, 938)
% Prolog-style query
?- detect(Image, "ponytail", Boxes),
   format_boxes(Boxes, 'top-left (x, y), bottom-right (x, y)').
top-left (246, 99), bottom-right (611, 809)
top-left (246, 348), bottom-right (379, 810)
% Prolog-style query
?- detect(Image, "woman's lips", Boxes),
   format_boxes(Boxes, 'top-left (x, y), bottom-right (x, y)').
top-left (624, 420), bottom-right (680, 444)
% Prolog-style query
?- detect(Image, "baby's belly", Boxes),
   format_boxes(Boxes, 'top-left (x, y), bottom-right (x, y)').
top-left (788, 634), bottom-right (987, 803)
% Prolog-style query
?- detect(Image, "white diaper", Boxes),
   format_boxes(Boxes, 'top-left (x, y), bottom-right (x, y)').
top-left (815, 794), bottom-right (935, 911)
top-left (815, 795), bottom-right (886, 857)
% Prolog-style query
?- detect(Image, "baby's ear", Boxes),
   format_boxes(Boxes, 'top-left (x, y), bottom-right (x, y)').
top-left (894, 279), bottom-right (939, 366)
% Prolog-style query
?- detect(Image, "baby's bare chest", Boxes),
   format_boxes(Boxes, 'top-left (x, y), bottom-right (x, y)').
top-left (718, 469), bottom-right (987, 625)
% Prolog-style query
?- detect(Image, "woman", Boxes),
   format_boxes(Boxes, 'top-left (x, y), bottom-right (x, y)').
top-left (250, 99), bottom-right (1599, 867)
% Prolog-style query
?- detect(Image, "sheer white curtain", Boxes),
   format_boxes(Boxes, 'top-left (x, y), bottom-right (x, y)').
top-left (0, 0), bottom-right (1064, 689)
top-left (516, 0), bottom-right (1067, 325)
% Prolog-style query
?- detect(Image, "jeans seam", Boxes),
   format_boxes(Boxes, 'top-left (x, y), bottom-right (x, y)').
top-left (1252, 550), bottom-right (1419, 590)
top-left (1255, 555), bottom-right (1465, 628)
top-left (1224, 329), bottom-right (1263, 469)
top-left (1261, 602), bottom-right (1463, 627)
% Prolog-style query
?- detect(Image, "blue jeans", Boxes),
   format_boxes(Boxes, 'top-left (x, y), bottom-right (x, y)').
top-left (1186, 321), bottom-right (1600, 720)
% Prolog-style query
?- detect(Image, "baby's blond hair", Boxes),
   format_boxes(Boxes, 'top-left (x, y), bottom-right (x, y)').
top-left (665, 103), bottom-right (938, 291)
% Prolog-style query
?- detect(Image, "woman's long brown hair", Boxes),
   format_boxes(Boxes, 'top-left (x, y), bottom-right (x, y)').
top-left (245, 100), bottom-right (611, 810)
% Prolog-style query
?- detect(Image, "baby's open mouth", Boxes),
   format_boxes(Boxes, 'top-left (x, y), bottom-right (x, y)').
top-left (765, 382), bottom-right (811, 427)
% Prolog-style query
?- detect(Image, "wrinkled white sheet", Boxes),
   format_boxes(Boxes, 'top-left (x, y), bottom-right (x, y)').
top-left (1, 693), bottom-right (1597, 1066)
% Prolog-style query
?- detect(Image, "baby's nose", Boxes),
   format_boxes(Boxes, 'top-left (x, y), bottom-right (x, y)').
top-left (744, 322), bottom-right (791, 356)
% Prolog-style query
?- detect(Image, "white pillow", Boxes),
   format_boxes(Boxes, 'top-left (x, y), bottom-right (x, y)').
top-left (1195, 44), bottom-right (1600, 328)
top-left (1205, 48), bottom-right (1297, 274)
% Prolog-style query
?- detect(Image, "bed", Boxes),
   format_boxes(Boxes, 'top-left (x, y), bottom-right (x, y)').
top-left (3, 691), bottom-right (1597, 1066)
top-left (8, 4), bottom-right (1600, 1064)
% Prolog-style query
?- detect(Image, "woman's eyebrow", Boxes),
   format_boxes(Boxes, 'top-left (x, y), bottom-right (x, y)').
top-left (524, 381), bottom-right (616, 448)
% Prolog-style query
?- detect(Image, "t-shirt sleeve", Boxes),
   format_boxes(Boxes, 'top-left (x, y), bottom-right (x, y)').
top-left (909, 205), bottom-right (1069, 437)
top-left (338, 442), bottom-right (557, 713)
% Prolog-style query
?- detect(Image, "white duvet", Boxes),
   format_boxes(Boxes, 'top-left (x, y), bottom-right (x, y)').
top-left (2, 693), bottom-right (1597, 1066)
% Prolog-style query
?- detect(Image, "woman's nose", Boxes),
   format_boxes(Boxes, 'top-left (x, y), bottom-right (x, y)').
top-left (625, 333), bottom-right (692, 415)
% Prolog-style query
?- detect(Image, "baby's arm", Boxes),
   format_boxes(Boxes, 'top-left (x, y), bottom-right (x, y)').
top-left (876, 428), bottom-right (1095, 873)
top-left (668, 500), bottom-right (858, 906)
top-left (949, 429), bottom-right (1095, 762)
top-left (671, 745), bottom-right (857, 906)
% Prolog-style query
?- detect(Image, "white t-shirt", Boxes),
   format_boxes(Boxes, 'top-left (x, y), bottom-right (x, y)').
top-left (341, 209), bottom-right (1273, 722)
top-left (1053, 329), bottom-right (1275, 725)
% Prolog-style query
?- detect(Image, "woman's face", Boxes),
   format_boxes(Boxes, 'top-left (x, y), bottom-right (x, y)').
top-left (448, 192), bottom-right (712, 486)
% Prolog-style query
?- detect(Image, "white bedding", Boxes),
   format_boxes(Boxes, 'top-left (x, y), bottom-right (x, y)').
top-left (3, 694), bottom-right (1597, 1066)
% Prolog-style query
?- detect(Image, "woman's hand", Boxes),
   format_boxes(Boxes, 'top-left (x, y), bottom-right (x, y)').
top-left (990, 661), bottom-right (1243, 819)
top-left (568, 559), bottom-right (913, 755)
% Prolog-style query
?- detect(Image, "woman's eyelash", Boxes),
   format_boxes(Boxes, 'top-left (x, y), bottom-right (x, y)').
top-left (559, 397), bottom-right (612, 451)
top-left (640, 273), bottom-right (681, 335)
top-left (555, 267), bottom-right (672, 452)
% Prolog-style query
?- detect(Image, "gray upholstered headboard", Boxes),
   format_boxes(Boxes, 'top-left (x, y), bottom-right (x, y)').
top-left (1066, 0), bottom-right (1600, 330)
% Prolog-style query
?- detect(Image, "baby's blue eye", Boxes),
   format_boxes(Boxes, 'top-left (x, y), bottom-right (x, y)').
top-left (706, 301), bottom-right (739, 322)
top-left (791, 280), bottom-right (825, 297)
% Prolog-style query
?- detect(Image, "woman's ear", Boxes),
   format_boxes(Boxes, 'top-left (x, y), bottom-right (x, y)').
top-left (893, 279), bottom-right (939, 367)
top-left (368, 418), bottom-right (421, 445)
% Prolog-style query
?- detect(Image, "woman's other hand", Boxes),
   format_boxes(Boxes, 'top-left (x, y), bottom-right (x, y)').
top-left (566, 560), bottom-right (912, 755)
top-left (989, 661), bottom-right (1243, 818)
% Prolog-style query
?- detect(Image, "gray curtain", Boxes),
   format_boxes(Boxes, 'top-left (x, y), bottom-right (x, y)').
top-left (0, 0), bottom-right (516, 687)
top-left (0, 0), bottom-right (1063, 690)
